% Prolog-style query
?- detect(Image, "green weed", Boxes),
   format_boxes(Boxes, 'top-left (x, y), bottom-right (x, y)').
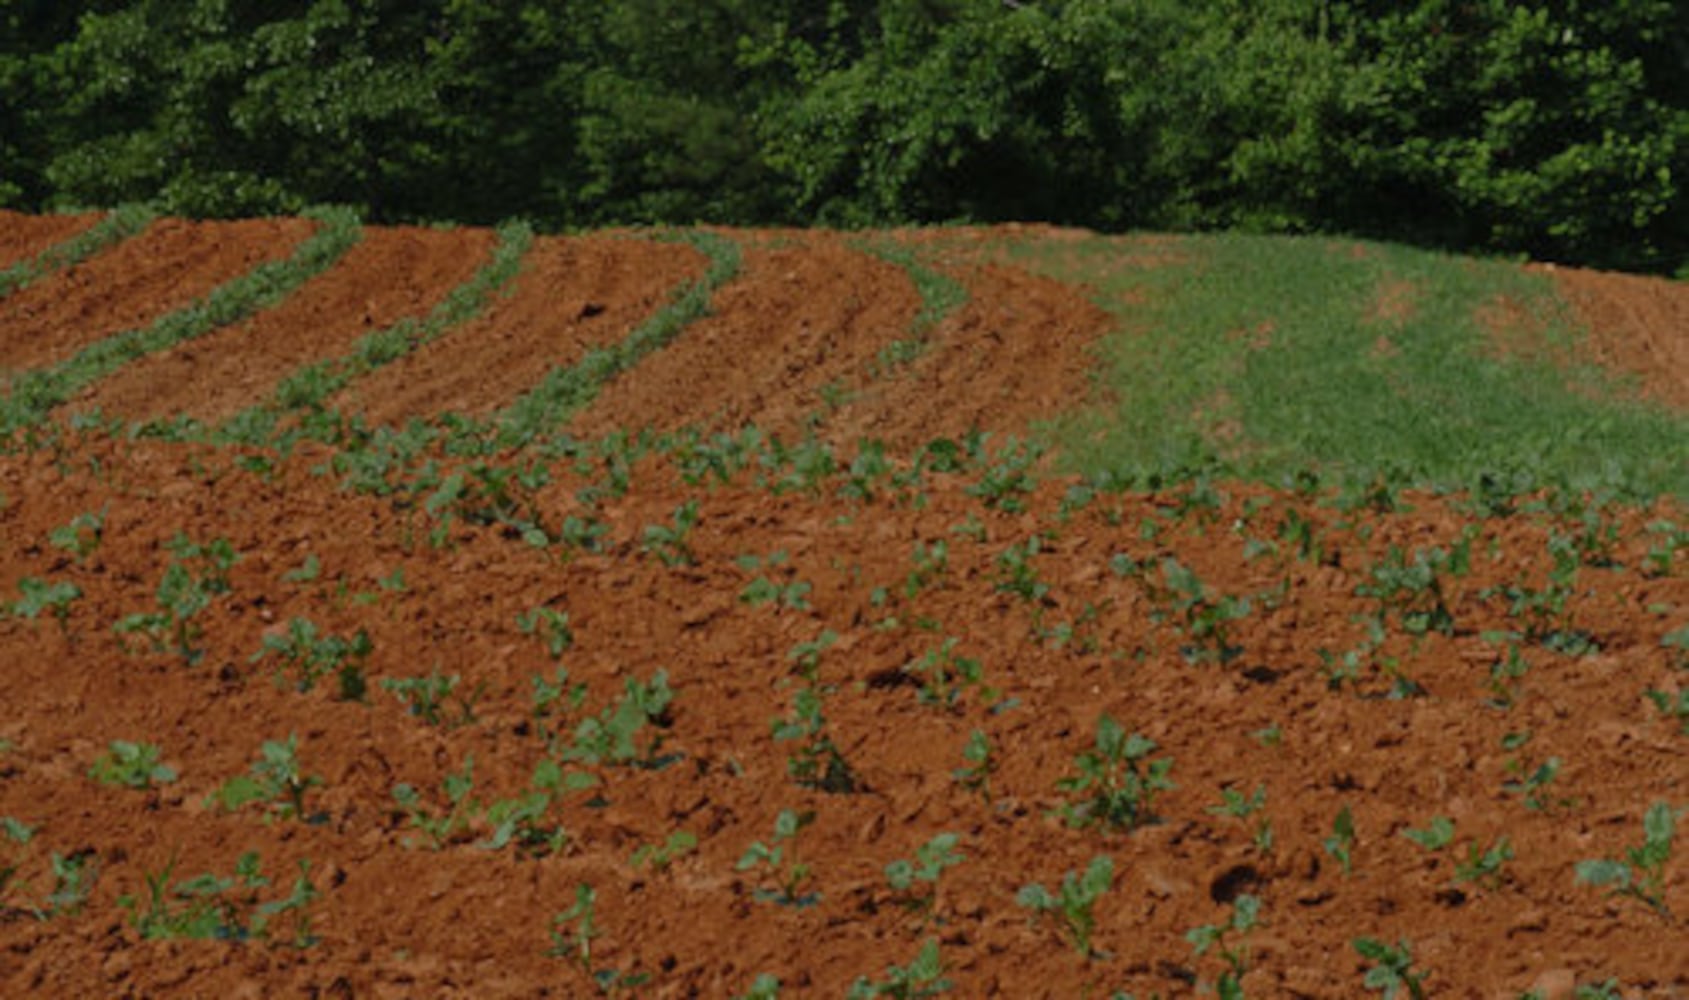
top-left (252, 618), bottom-right (371, 699)
top-left (772, 687), bottom-right (859, 794)
top-left (88, 741), bottom-right (177, 790)
top-left (884, 833), bottom-right (963, 915)
top-left (1016, 855), bottom-right (1114, 958)
top-left (1353, 937), bottom-right (1429, 999)
top-left (1576, 801), bottom-right (1678, 918)
top-left (207, 735), bottom-right (321, 823)
top-left (1057, 715), bottom-right (1174, 831)
top-left (738, 809), bottom-right (819, 907)
top-left (1186, 894), bottom-right (1260, 1000)
top-left (846, 938), bottom-right (952, 998)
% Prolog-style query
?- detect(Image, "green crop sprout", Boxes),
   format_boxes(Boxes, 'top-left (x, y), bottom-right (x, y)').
top-left (1324, 806), bottom-right (1357, 875)
top-left (903, 637), bottom-right (985, 710)
top-left (737, 809), bottom-right (818, 907)
top-left (10, 576), bottom-right (81, 635)
top-left (88, 741), bottom-right (177, 790)
top-left (1056, 715), bottom-right (1174, 831)
top-left (640, 500), bottom-right (700, 566)
top-left (1353, 937), bottom-right (1429, 1000)
top-left (563, 670), bottom-right (676, 768)
top-left (1016, 855), bottom-right (1113, 958)
top-left (1186, 894), bottom-right (1260, 1000)
top-left (630, 831), bottom-right (697, 872)
top-left (1452, 836), bottom-right (1513, 890)
top-left (772, 687), bottom-right (859, 794)
top-left (1150, 558), bottom-right (1251, 665)
top-left (517, 607), bottom-right (574, 661)
top-left (1575, 801), bottom-right (1678, 917)
top-left (1400, 816), bottom-right (1455, 851)
top-left (48, 508), bottom-right (105, 562)
top-left (952, 729), bottom-right (995, 803)
top-left (392, 756), bottom-right (478, 849)
top-left (207, 735), bottom-right (321, 823)
top-left (252, 618), bottom-right (371, 699)
top-left (122, 851), bottom-right (318, 947)
top-left (884, 833), bottom-right (963, 916)
top-left (846, 938), bottom-right (952, 998)
top-left (383, 668), bottom-right (485, 728)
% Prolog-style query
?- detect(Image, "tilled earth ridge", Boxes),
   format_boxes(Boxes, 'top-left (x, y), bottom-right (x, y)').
top-left (565, 233), bottom-right (923, 442)
top-left (0, 211), bottom-right (102, 271)
top-left (66, 225), bottom-right (501, 426)
top-left (328, 234), bottom-right (706, 428)
top-left (0, 436), bottom-right (1683, 999)
top-left (1547, 265), bottom-right (1689, 412)
top-left (0, 217), bottom-right (316, 375)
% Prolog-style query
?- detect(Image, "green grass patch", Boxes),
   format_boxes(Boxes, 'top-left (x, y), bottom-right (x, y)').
top-left (1, 206), bottom-right (361, 436)
top-left (0, 204), bottom-right (157, 300)
top-left (1008, 233), bottom-right (1689, 499)
top-left (493, 230), bottom-right (742, 447)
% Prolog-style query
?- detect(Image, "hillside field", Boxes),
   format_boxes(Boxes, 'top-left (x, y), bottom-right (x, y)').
top-left (0, 211), bottom-right (1685, 998)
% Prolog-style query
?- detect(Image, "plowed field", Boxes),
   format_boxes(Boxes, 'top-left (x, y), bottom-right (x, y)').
top-left (0, 214), bottom-right (1684, 999)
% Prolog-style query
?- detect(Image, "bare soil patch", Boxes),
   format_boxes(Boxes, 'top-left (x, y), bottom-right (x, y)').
top-left (1546, 265), bottom-right (1689, 412)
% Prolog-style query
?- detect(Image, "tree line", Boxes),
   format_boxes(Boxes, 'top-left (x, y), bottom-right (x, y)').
top-left (3, 1), bottom-right (1686, 272)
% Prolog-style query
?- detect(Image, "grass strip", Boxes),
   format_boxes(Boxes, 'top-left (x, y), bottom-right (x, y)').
top-left (212, 220), bottom-right (534, 444)
top-left (494, 230), bottom-right (742, 447)
top-left (1015, 232), bottom-right (1689, 499)
top-left (0, 204), bottom-right (158, 299)
top-left (855, 239), bottom-right (968, 373)
top-left (0, 206), bottom-right (361, 435)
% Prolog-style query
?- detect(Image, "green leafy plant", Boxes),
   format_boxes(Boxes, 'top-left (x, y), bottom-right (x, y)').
top-left (1016, 855), bottom-right (1114, 958)
top-left (48, 508), bottom-right (106, 562)
top-left (1645, 687), bottom-right (1689, 735)
top-left (1209, 784), bottom-right (1272, 854)
top-left (772, 687), bottom-right (859, 794)
top-left (1352, 937), bottom-right (1428, 1000)
top-left (630, 830), bottom-right (697, 872)
top-left (952, 729), bottom-right (995, 803)
top-left (1575, 801), bottom-right (1677, 917)
top-left (207, 735), bottom-right (321, 823)
top-left (392, 756), bottom-right (479, 850)
top-left (1324, 805), bottom-right (1356, 875)
top-left (1056, 715), bottom-right (1174, 831)
top-left (846, 938), bottom-right (952, 998)
top-left (1186, 894), bottom-right (1260, 1000)
top-left (737, 809), bottom-right (818, 907)
top-left (786, 629), bottom-right (838, 683)
top-left (562, 670), bottom-right (676, 768)
top-left (1400, 816), bottom-right (1455, 851)
top-left (1356, 545), bottom-right (1456, 637)
top-left (121, 851), bottom-right (318, 947)
top-left (735, 973), bottom-right (783, 1000)
top-left (884, 833), bottom-right (963, 914)
top-left (1452, 836), bottom-right (1513, 890)
top-left (9, 576), bottom-right (81, 635)
top-left (995, 535), bottom-right (1050, 603)
top-left (88, 741), bottom-right (177, 790)
top-left (1502, 755), bottom-right (1573, 812)
top-left (113, 535), bottom-right (237, 664)
top-left (382, 668), bottom-right (485, 728)
top-left (740, 575), bottom-right (812, 611)
top-left (641, 500), bottom-right (700, 567)
top-left (1148, 558), bottom-right (1252, 665)
top-left (517, 607), bottom-right (574, 660)
top-left (252, 618), bottom-right (371, 699)
top-left (903, 637), bottom-right (985, 709)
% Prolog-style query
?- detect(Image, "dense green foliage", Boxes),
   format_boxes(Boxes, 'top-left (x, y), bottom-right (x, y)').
top-left (4, 1), bottom-right (1686, 271)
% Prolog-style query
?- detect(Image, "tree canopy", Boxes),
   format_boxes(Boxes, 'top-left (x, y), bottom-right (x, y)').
top-left (3, 0), bottom-right (1685, 271)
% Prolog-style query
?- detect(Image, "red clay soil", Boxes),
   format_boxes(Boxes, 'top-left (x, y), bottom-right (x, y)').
top-left (566, 234), bottom-right (921, 442)
top-left (64, 225), bottom-right (499, 426)
top-left (0, 217), bottom-right (315, 374)
top-left (1546, 265), bottom-right (1689, 412)
top-left (330, 235), bottom-right (703, 427)
top-left (0, 210), bottom-right (102, 270)
top-left (1, 434), bottom-right (1685, 999)
top-left (824, 260), bottom-right (1115, 450)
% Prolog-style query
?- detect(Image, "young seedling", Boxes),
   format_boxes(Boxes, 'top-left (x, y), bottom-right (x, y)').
top-left (208, 735), bottom-right (321, 823)
top-left (1452, 836), bottom-right (1513, 890)
top-left (1400, 816), bottom-right (1455, 851)
top-left (1645, 687), bottom-right (1689, 735)
top-left (563, 670), bottom-right (676, 768)
top-left (251, 618), bottom-right (372, 699)
top-left (517, 607), bottom-right (574, 661)
top-left (952, 729), bottom-right (995, 803)
top-left (630, 830), bottom-right (697, 872)
top-left (88, 741), bottom-right (177, 790)
top-left (48, 508), bottom-right (105, 562)
top-left (1502, 755), bottom-right (1573, 812)
top-left (1356, 545), bottom-right (1456, 638)
top-left (787, 629), bottom-right (839, 684)
top-left (735, 973), bottom-right (782, 1000)
top-left (771, 687), bottom-right (859, 794)
top-left (1056, 715), bottom-right (1174, 831)
top-left (122, 851), bottom-right (318, 947)
top-left (1186, 894), bottom-right (1260, 1000)
top-left (737, 809), bottom-right (818, 907)
top-left (531, 665), bottom-right (589, 742)
top-left (903, 637), bottom-right (986, 710)
top-left (1352, 937), bottom-right (1429, 1000)
top-left (383, 668), bottom-right (485, 728)
top-left (846, 938), bottom-right (952, 998)
top-left (884, 833), bottom-right (964, 915)
top-left (1324, 806), bottom-right (1357, 875)
top-left (391, 756), bottom-right (478, 849)
top-left (114, 538), bottom-right (236, 664)
top-left (1575, 801), bottom-right (1678, 918)
top-left (1208, 784), bottom-right (1272, 854)
top-left (995, 535), bottom-right (1050, 603)
top-left (640, 500), bottom-right (700, 566)
top-left (1016, 854), bottom-right (1114, 958)
top-left (10, 577), bottom-right (81, 636)
top-left (740, 575), bottom-right (813, 611)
